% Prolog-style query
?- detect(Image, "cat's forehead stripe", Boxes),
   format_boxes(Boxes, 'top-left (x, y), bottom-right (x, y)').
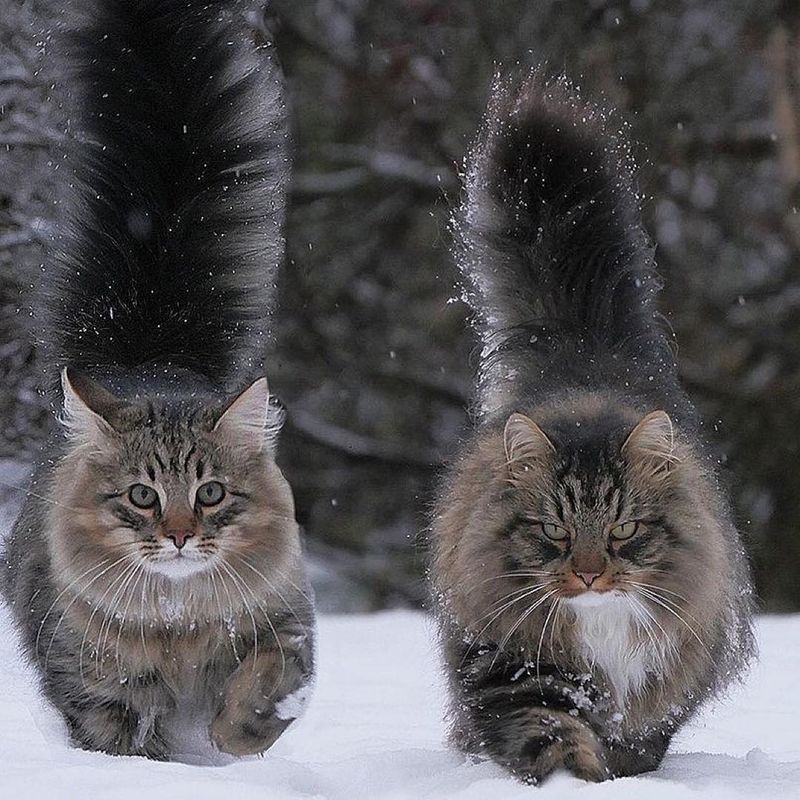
top-left (183, 444), bottom-right (197, 471)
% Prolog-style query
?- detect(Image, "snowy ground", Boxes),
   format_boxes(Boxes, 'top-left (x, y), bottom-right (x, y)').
top-left (1, 458), bottom-right (798, 798)
top-left (1, 604), bottom-right (799, 800)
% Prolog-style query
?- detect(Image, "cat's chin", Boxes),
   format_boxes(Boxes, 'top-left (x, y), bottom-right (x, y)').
top-left (563, 589), bottom-right (626, 608)
top-left (146, 555), bottom-right (211, 580)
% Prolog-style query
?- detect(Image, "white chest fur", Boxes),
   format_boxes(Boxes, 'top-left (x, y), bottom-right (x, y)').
top-left (565, 592), bottom-right (660, 706)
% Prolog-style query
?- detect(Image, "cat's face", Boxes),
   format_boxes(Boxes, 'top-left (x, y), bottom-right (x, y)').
top-left (499, 410), bottom-right (678, 605)
top-left (501, 412), bottom-right (675, 604)
top-left (432, 403), bottom-right (714, 645)
top-left (49, 370), bottom-right (296, 593)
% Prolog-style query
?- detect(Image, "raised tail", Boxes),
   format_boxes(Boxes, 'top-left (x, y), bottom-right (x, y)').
top-left (38, 0), bottom-right (288, 390)
top-left (455, 72), bottom-right (674, 413)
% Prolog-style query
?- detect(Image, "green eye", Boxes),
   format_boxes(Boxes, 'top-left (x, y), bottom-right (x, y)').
top-left (540, 522), bottom-right (569, 541)
top-left (611, 521), bottom-right (639, 540)
top-left (129, 483), bottom-right (158, 510)
top-left (196, 480), bottom-right (225, 507)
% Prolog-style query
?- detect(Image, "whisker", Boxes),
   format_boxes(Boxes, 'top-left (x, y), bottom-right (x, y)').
top-left (217, 560), bottom-right (260, 676)
top-left (535, 595), bottom-right (561, 688)
top-left (98, 560), bottom-right (144, 678)
top-left (208, 565), bottom-right (226, 621)
top-left (139, 568), bottom-right (151, 664)
top-left (0, 478), bottom-right (84, 513)
top-left (214, 563), bottom-right (242, 662)
top-left (43, 554), bottom-right (136, 671)
top-left (629, 583), bottom-right (706, 631)
top-left (79, 559), bottom-right (139, 683)
top-left (219, 561), bottom-right (287, 689)
top-left (493, 589), bottom-right (558, 663)
top-left (36, 558), bottom-right (112, 658)
top-left (263, 563), bottom-right (314, 607)
top-left (467, 582), bottom-right (557, 628)
top-left (114, 566), bottom-right (145, 678)
top-left (232, 555), bottom-right (307, 626)
top-left (628, 592), bottom-right (692, 689)
top-left (460, 584), bottom-right (557, 665)
top-left (625, 595), bottom-right (663, 683)
top-left (624, 578), bottom-right (692, 605)
top-left (548, 599), bottom-right (563, 675)
top-left (475, 571), bottom-right (556, 585)
top-left (633, 586), bottom-right (711, 657)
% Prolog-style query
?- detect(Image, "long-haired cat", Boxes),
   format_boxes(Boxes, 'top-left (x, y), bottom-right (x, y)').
top-left (429, 72), bottom-right (755, 783)
top-left (1, 0), bottom-right (314, 761)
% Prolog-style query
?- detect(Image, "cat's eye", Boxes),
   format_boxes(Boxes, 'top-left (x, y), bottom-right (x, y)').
top-left (539, 522), bottom-right (569, 541)
top-left (129, 483), bottom-right (158, 510)
top-left (196, 480), bottom-right (225, 507)
top-left (610, 521), bottom-right (639, 540)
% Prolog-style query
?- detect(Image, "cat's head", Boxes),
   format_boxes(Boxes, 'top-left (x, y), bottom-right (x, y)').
top-left (500, 408), bottom-right (679, 603)
top-left (434, 399), bottom-right (727, 640)
top-left (48, 368), bottom-right (297, 592)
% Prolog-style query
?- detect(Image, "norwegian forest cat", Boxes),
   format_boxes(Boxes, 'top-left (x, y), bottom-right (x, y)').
top-left (430, 73), bottom-right (755, 784)
top-left (1, 0), bottom-right (314, 761)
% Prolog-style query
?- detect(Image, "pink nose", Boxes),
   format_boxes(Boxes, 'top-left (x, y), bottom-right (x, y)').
top-left (167, 530), bottom-right (194, 549)
top-left (575, 570), bottom-right (603, 587)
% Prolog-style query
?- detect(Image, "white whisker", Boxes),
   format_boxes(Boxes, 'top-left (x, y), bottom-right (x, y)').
top-left (492, 589), bottom-right (558, 668)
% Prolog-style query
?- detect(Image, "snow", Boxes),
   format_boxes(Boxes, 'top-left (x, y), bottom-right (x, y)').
top-left (1, 603), bottom-right (799, 799)
top-left (0, 463), bottom-right (798, 798)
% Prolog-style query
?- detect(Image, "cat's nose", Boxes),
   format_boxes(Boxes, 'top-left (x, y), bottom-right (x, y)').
top-left (574, 570), bottom-right (603, 587)
top-left (167, 530), bottom-right (195, 549)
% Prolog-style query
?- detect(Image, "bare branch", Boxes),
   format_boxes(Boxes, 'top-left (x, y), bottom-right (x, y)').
top-left (0, 231), bottom-right (38, 250)
top-left (291, 167), bottom-right (370, 196)
top-left (289, 409), bottom-right (441, 468)
top-left (0, 134), bottom-right (50, 148)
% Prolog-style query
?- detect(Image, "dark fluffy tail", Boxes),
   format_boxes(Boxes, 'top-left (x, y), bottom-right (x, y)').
top-left (39, 0), bottom-right (287, 389)
top-left (455, 72), bottom-right (674, 411)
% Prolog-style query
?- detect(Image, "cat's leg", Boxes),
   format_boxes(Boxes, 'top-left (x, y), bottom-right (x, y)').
top-left (491, 708), bottom-right (608, 784)
top-left (453, 645), bottom-right (611, 783)
top-left (63, 699), bottom-right (170, 760)
top-left (210, 626), bottom-right (313, 756)
top-left (605, 727), bottom-right (673, 777)
top-left (43, 661), bottom-right (173, 759)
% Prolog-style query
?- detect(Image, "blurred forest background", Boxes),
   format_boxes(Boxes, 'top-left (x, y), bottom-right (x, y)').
top-left (1, 0), bottom-right (799, 611)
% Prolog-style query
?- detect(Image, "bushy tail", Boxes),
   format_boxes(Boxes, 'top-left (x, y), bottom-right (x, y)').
top-left (39, 0), bottom-right (288, 390)
top-left (455, 72), bottom-right (674, 411)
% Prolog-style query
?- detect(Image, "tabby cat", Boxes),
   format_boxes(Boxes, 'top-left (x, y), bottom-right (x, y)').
top-left (430, 73), bottom-right (755, 783)
top-left (1, 0), bottom-right (314, 761)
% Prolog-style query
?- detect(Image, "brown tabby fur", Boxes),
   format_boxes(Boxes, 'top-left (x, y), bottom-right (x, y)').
top-left (3, 374), bottom-right (314, 760)
top-left (430, 72), bottom-right (754, 784)
top-left (433, 392), bottom-right (753, 781)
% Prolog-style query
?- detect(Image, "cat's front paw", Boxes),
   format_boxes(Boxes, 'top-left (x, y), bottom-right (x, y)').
top-left (211, 641), bottom-right (313, 756)
top-left (210, 704), bottom-right (292, 756)
top-left (513, 737), bottom-right (610, 785)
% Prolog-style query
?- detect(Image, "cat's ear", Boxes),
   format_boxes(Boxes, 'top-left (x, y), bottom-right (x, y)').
top-left (213, 377), bottom-right (281, 451)
top-left (622, 410), bottom-right (677, 478)
top-left (504, 412), bottom-right (555, 480)
top-left (60, 367), bottom-right (123, 443)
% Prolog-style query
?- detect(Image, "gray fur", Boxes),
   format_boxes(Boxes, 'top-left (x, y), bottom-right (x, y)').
top-left (3, 382), bottom-right (315, 759)
top-left (430, 72), bottom-right (755, 784)
top-left (1, 0), bottom-right (313, 761)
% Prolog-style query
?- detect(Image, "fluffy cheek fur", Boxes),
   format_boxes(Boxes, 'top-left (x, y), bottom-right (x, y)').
top-left (433, 435), bottom-right (528, 637)
top-left (45, 448), bottom-right (131, 605)
top-left (213, 458), bottom-right (302, 581)
top-left (434, 428), bottom-right (733, 667)
top-left (45, 444), bottom-right (302, 611)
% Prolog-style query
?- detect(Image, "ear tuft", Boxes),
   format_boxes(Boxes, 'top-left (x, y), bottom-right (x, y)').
top-left (60, 367), bottom-right (122, 444)
top-left (622, 410), bottom-right (678, 477)
top-left (213, 377), bottom-right (281, 451)
top-left (503, 412), bottom-right (555, 481)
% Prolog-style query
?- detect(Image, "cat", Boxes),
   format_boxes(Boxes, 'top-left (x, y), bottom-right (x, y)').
top-left (429, 72), bottom-right (755, 784)
top-left (0, 0), bottom-right (314, 761)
